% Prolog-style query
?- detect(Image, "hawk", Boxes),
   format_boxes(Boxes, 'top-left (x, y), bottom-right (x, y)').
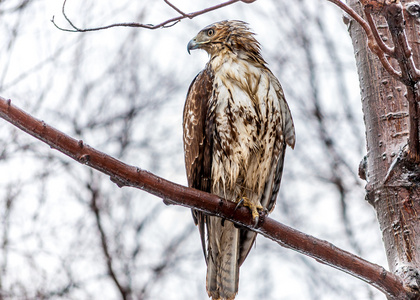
top-left (183, 20), bottom-right (295, 300)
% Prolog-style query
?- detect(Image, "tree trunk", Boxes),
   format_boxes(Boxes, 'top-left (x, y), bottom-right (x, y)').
top-left (347, 0), bottom-right (420, 297)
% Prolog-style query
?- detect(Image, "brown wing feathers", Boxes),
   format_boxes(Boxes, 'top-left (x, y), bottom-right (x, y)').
top-left (184, 20), bottom-right (295, 299)
top-left (183, 66), bottom-right (214, 259)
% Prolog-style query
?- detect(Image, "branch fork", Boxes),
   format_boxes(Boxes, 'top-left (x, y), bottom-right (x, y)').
top-left (328, 0), bottom-right (420, 160)
top-left (51, 0), bottom-right (246, 32)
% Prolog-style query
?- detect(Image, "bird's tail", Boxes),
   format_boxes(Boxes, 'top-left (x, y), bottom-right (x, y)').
top-left (206, 216), bottom-right (240, 300)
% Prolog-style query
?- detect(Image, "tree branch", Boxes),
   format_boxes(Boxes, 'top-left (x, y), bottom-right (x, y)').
top-left (384, 3), bottom-right (420, 83)
top-left (327, 0), bottom-right (403, 81)
top-left (364, 7), bottom-right (395, 57)
top-left (88, 181), bottom-right (130, 300)
top-left (0, 95), bottom-right (409, 299)
top-left (327, 0), bottom-right (420, 160)
top-left (51, 0), bottom-right (251, 32)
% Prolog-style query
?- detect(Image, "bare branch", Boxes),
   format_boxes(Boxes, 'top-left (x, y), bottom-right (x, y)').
top-left (163, 0), bottom-right (191, 18)
top-left (51, 0), bottom-right (248, 32)
top-left (377, 50), bottom-right (403, 80)
top-left (328, 0), bottom-right (420, 161)
top-left (89, 182), bottom-right (130, 300)
top-left (327, 0), bottom-right (373, 39)
top-left (384, 3), bottom-right (420, 82)
top-left (0, 96), bottom-right (408, 299)
top-left (364, 8), bottom-right (395, 57)
top-left (382, 3), bottom-right (420, 159)
top-left (327, 0), bottom-right (403, 80)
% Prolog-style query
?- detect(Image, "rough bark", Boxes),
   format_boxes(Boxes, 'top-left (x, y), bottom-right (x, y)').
top-left (347, 0), bottom-right (420, 297)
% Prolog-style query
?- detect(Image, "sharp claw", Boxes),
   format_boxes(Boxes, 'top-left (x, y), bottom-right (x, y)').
top-left (253, 214), bottom-right (259, 227)
top-left (235, 198), bottom-right (244, 211)
top-left (236, 196), bottom-right (263, 226)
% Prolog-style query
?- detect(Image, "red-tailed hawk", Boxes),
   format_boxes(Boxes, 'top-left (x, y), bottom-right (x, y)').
top-left (183, 20), bottom-right (295, 300)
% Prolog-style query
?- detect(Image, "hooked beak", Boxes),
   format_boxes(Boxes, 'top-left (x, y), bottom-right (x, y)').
top-left (187, 38), bottom-right (200, 55)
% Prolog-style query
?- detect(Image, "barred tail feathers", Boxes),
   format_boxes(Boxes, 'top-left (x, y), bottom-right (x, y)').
top-left (206, 216), bottom-right (240, 300)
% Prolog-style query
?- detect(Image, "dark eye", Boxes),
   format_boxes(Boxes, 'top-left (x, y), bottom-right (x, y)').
top-left (207, 28), bottom-right (215, 36)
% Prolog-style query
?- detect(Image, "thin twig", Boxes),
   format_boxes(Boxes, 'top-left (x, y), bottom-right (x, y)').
top-left (51, 0), bottom-right (243, 32)
top-left (327, 0), bottom-right (373, 38)
top-left (377, 51), bottom-right (403, 80)
top-left (384, 3), bottom-right (420, 83)
top-left (327, 0), bottom-right (403, 81)
top-left (364, 7), bottom-right (395, 57)
top-left (163, 0), bottom-right (191, 18)
top-left (89, 182), bottom-right (130, 300)
top-left (61, 0), bottom-right (77, 31)
top-left (0, 96), bottom-right (407, 299)
top-left (396, 20), bottom-right (420, 81)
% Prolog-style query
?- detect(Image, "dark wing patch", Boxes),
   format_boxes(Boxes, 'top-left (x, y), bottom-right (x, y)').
top-left (183, 65), bottom-right (214, 259)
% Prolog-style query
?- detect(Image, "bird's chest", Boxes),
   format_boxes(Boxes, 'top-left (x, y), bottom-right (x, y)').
top-left (209, 60), bottom-right (279, 194)
top-left (210, 61), bottom-right (272, 158)
top-left (212, 86), bottom-right (264, 156)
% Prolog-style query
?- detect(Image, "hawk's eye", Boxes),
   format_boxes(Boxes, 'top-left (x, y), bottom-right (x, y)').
top-left (207, 28), bottom-right (215, 36)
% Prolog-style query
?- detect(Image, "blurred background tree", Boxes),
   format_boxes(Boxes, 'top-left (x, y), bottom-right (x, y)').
top-left (0, 0), bottom-right (385, 299)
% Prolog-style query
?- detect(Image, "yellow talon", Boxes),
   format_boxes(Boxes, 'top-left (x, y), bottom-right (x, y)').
top-left (240, 196), bottom-right (263, 224)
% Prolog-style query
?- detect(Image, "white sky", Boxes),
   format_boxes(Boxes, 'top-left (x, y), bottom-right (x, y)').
top-left (0, 1), bottom-right (387, 299)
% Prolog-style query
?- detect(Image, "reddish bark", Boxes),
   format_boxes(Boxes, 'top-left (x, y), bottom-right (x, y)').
top-left (346, 0), bottom-right (420, 298)
top-left (0, 95), bottom-right (407, 298)
top-left (359, 0), bottom-right (400, 14)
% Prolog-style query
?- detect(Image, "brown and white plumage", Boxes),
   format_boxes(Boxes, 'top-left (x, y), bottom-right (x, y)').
top-left (183, 20), bottom-right (295, 300)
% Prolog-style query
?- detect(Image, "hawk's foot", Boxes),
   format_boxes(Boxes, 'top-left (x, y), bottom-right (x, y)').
top-left (238, 196), bottom-right (263, 226)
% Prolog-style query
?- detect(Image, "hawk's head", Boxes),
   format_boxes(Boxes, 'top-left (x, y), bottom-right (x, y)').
top-left (187, 20), bottom-right (265, 65)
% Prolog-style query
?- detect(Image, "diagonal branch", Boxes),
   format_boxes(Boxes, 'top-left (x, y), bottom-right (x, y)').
top-left (51, 0), bottom-right (248, 32)
top-left (364, 8), bottom-right (395, 57)
top-left (163, 0), bottom-right (191, 18)
top-left (327, 0), bottom-right (403, 80)
top-left (327, 0), bottom-right (420, 161)
top-left (0, 96), bottom-right (408, 299)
